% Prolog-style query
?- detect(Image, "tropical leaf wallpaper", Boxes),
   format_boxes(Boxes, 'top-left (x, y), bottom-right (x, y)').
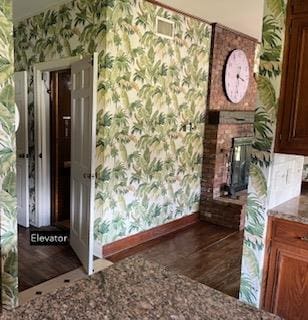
top-left (95, 1), bottom-right (211, 245)
top-left (239, 0), bottom-right (287, 307)
top-left (10, 0), bottom-right (290, 311)
top-left (0, 0), bottom-right (17, 309)
top-left (303, 158), bottom-right (308, 182)
top-left (14, 0), bottom-right (211, 248)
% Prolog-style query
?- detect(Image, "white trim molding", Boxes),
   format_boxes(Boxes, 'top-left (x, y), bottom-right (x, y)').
top-left (33, 56), bottom-right (81, 227)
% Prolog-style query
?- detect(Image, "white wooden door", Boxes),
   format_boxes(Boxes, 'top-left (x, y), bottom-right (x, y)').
top-left (70, 54), bottom-right (97, 275)
top-left (15, 71), bottom-right (29, 228)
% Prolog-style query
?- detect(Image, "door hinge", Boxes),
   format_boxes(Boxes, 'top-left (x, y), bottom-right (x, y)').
top-left (83, 173), bottom-right (96, 179)
top-left (18, 153), bottom-right (29, 159)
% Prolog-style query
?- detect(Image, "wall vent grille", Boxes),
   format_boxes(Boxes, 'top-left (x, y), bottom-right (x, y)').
top-left (156, 17), bottom-right (174, 39)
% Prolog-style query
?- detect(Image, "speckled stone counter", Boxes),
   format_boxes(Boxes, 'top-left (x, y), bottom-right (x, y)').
top-left (269, 193), bottom-right (308, 225)
top-left (1, 256), bottom-right (280, 320)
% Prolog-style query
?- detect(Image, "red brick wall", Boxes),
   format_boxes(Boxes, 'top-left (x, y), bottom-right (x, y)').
top-left (200, 199), bottom-right (246, 230)
top-left (200, 24), bottom-right (258, 230)
top-left (207, 24), bottom-right (257, 111)
top-left (202, 123), bottom-right (253, 200)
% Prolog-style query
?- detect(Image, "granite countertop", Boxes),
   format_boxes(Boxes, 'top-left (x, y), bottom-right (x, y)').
top-left (268, 192), bottom-right (308, 225)
top-left (2, 256), bottom-right (279, 320)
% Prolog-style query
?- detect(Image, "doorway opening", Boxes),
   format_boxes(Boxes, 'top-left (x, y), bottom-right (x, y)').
top-left (50, 69), bottom-right (71, 230)
top-left (19, 67), bottom-right (80, 292)
top-left (16, 55), bottom-right (98, 292)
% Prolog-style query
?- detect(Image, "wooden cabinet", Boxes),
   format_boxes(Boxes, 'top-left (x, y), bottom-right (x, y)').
top-left (263, 218), bottom-right (308, 320)
top-left (275, 0), bottom-right (308, 156)
top-left (292, 0), bottom-right (308, 15)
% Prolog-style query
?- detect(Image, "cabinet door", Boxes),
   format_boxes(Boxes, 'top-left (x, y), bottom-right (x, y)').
top-left (276, 17), bottom-right (308, 155)
top-left (264, 242), bottom-right (308, 320)
top-left (292, 0), bottom-right (308, 15)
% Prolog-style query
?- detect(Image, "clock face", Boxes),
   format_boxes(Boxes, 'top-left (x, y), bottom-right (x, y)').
top-left (224, 49), bottom-right (250, 104)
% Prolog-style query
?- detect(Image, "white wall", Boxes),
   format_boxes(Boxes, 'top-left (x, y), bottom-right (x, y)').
top-left (13, 0), bottom-right (70, 22)
top-left (159, 0), bottom-right (265, 40)
top-left (268, 154), bottom-right (304, 209)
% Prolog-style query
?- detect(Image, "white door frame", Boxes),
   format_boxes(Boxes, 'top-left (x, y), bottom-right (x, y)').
top-left (15, 71), bottom-right (30, 228)
top-left (33, 56), bottom-right (81, 227)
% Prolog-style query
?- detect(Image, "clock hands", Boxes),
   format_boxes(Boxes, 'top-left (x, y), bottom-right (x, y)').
top-left (236, 66), bottom-right (245, 82)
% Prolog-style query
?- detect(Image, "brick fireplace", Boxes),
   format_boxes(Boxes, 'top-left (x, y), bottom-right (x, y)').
top-left (199, 24), bottom-right (258, 230)
top-left (200, 116), bottom-right (254, 230)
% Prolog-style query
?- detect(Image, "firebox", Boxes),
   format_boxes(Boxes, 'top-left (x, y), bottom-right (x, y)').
top-left (228, 137), bottom-right (253, 196)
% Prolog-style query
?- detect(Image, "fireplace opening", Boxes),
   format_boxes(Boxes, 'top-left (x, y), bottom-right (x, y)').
top-left (227, 137), bottom-right (253, 197)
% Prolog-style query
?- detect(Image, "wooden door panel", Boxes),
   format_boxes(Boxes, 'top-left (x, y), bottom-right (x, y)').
top-left (276, 16), bottom-right (308, 155)
top-left (70, 54), bottom-right (97, 274)
top-left (274, 248), bottom-right (308, 319)
top-left (291, 23), bottom-right (308, 138)
top-left (292, 0), bottom-right (308, 15)
top-left (264, 241), bottom-right (308, 320)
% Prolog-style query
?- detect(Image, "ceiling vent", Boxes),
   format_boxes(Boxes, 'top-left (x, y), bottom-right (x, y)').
top-left (156, 17), bottom-right (174, 40)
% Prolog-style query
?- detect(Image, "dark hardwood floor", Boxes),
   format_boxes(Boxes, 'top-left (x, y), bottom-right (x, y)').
top-left (18, 221), bottom-right (244, 297)
top-left (109, 221), bottom-right (244, 298)
top-left (18, 226), bottom-right (81, 292)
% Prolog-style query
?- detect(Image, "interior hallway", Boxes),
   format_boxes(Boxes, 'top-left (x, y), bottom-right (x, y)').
top-left (108, 221), bottom-right (244, 298)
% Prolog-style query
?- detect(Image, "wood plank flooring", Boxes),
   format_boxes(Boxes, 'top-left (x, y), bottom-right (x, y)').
top-left (109, 221), bottom-right (244, 298)
top-left (18, 226), bottom-right (81, 292)
top-left (18, 222), bottom-right (244, 297)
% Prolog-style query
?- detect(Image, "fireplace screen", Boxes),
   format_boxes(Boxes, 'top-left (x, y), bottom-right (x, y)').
top-left (228, 137), bottom-right (253, 195)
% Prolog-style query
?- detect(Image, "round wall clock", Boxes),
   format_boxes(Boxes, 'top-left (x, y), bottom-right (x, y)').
top-left (224, 49), bottom-right (250, 104)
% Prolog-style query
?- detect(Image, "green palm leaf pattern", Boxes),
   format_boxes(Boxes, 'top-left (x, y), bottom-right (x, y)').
top-left (267, 0), bottom-right (286, 19)
top-left (249, 164), bottom-right (268, 199)
top-left (14, 0), bottom-right (211, 248)
top-left (243, 246), bottom-right (260, 279)
top-left (240, 0), bottom-right (287, 307)
top-left (260, 15), bottom-right (283, 78)
top-left (256, 75), bottom-right (277, 118)
top-left (0, 0), bottom-right (17, 310)
top-left (240, 275), bottom-right (257, 305)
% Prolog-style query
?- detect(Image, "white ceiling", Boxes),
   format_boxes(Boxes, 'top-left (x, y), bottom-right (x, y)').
top-left (159, 0), bottom-right (264, 40)
top-left (13, 0), bottom-right (70, 22)
top-left (13, 0), bottom-right (264, 40)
